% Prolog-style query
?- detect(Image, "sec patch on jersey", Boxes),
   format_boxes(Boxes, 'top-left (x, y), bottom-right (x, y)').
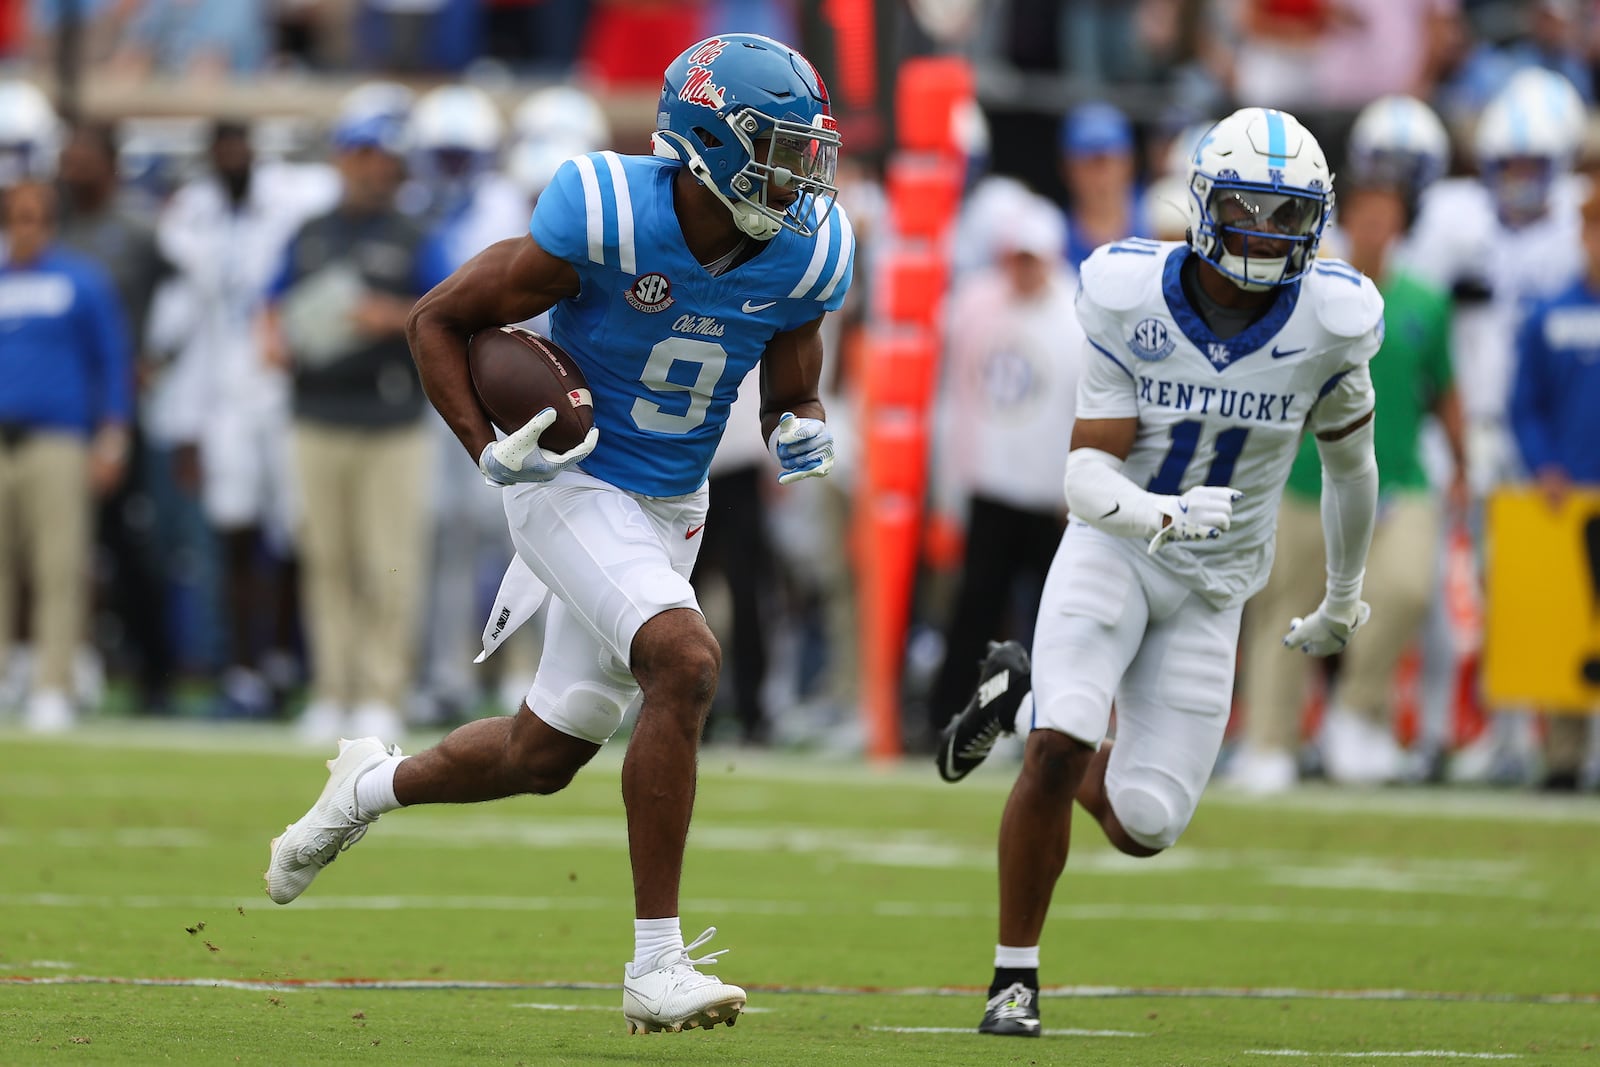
top-left (468, 326), bottom-right (595, 454)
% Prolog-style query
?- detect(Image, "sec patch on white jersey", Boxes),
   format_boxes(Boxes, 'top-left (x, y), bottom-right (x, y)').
top-left (1073, 239), bottom-right (1382, 608)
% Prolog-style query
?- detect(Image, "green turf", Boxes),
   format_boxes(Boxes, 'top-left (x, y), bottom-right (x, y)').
top-left (3, 726), bottom-right (1597, 1065)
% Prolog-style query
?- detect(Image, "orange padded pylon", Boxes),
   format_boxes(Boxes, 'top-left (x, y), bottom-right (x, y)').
top-left (860, 329), bottom-right (939, 413)
top-left (894, 55), bottom-right (975, 156)
top-left (885, 156), bottom-right (965, 240)
top-left (858, 492), bottom-right (919, 760)
top-left (881, 247), bottom-right (948, 329)
top-left (863, 412), bottom-right (929, 497)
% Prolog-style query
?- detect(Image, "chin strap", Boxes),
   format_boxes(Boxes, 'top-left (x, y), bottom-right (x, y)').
top-left (653, 131), bottom-right (783, 242)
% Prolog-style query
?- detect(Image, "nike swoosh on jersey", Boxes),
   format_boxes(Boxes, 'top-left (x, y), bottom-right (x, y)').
top-left (1270, 345), bottom-right (1306, 359)
top-left (685, 523), bottom-right (706, 540)
top-left (742, 300), bottom-right (778, 313)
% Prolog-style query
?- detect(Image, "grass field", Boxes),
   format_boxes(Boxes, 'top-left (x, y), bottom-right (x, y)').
top-left (3, 724), bottom-right (1598, 1065)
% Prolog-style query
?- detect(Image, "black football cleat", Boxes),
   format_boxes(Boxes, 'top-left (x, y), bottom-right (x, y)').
top-left (978, 982), bottom-right (1041, 1036)
top-left (936, 640), bottom-right (1031, 783)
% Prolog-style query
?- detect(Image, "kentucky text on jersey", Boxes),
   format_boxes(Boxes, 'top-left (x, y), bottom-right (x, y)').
top-left (1136, 376), bottom-right (1297, 422)
top-left (1073, 239), bottom-right (1382, 608)
top-left (530, 151), bottom-right (854, 497)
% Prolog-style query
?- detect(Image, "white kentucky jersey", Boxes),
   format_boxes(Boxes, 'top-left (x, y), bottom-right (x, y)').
top-left (1073, 238), bottom-right (1382, 607)
top-left (1401, 175), bottom-right (1585, 426)
top-left (530, 151), bottom-right (855, 497)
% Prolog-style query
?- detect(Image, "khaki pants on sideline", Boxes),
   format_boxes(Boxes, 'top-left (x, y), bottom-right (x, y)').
top-left (0, 432), bottom-right (91, 696)
top-left (1544, 714), bottom-right (1593, 776)
top-left (1240, 493), bottom-right (1442, 750)
top-left (293, 420), bottom-right (434, 710)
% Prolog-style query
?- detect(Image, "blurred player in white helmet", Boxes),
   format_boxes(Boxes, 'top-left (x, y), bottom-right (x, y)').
top-left (1392, 69), bottom-right (1589, 785)
top-left (154, 119), bottom-right (340, 718)
top-left (0, 80), bottom-right (61, 191)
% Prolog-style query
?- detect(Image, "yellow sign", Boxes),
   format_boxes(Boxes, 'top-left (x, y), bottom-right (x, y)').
top-left (1483, 488), bottom-right (1600, 710)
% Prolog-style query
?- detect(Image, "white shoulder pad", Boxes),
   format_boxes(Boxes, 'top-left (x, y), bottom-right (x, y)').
top-left (1309, 259), bottom-right (1384, 338)
top-left (1079, 239), bottom-right (1173, 313)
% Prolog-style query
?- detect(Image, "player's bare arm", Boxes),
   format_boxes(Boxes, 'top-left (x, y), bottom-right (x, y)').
top-left (406, 235), bottom-right (580, 460)
top-left (757, 313), bottom-right (827, 441)
top-left (758, 313), bottom-right (837, 484)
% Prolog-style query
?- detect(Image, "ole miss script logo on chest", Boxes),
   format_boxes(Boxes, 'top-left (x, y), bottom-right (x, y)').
top-left (625, 272), bottom-right (675, 313)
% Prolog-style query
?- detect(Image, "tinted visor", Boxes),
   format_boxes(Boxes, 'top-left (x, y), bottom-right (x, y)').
top-left (1208, 185), bottom-right (1324, 238)
top-left (764, 116), bottom-right (839, 190)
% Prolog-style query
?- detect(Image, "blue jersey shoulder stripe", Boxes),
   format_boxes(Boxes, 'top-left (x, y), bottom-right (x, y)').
top-left (570, 154), bottom-right (606, 268)
top-left (816, 208), bottom-right (854, 303)
top-left (1088, 338), bottom-right (1135, 380)
top-left (598, 152), bottom-right (637, 275)
top-left (788, 207), bottom-right (834, 299)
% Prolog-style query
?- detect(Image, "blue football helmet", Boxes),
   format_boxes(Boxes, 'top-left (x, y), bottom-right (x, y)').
top-left (653, 33), bottom-right (840, 240)
top-left (1186, 107), bottom-right (1333, 291)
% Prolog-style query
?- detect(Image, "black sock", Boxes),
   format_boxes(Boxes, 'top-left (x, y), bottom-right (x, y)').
top-left (990, 968), bottom-right (1038, 998)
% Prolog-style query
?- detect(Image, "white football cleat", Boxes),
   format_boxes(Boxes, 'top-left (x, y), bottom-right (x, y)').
top-left (265, 736), bottom-right (399, 905)
top-left (622, 926), bottom-right (746, 1034)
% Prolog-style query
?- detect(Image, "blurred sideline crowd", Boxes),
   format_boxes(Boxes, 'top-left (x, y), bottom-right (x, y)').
top-left (1, 0), bottom-right (1598, 794)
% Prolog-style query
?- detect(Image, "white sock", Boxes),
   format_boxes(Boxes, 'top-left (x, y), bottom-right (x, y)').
top-left (1012, 691), bottom-right (1034, 734)
top-left (994, 944), bottom-right (1040, 969)
top-left (631, 917), bottom-right (683, 973)
top-left (353, 756), bottom-right (405, 819)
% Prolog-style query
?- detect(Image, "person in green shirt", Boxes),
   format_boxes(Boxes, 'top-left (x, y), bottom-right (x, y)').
top-left (1231, 182), bottom-right (1468, 792)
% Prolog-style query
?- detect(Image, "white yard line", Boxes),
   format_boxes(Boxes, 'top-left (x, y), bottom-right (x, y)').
top-left (2, 974), bottom-right (1594, 1006)
top-left (870, 1026), bottom-right (1147, 1037)
top-left (6, 724), bottom-right (1599, 825)
top-left (1245, 1051), bottom-right (1519, 1060)
top-left (511, 1002), bottom-right (771, 1014)
top-left (2, 892), bottom-right (1595, 931)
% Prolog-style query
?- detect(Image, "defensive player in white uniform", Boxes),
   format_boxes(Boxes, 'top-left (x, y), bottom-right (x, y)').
top-left (262, 34), bottom-right (852, 1036)
top-left (935, 107), bottom-right (1382, 1036)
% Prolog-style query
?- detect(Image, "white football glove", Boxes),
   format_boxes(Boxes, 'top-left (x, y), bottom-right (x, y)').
top-left (770, 411), bottom-right (834, 485)
top-left (1147, 486), bottom-right (1243, 555)
top-left (478, 407), bottom-right (599, 487)
top-left (1283, 600), bottom-right (1372, 656)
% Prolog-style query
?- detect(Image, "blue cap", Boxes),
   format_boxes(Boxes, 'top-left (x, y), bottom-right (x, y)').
top-left (1060, 102), bottom-right (1133, 158)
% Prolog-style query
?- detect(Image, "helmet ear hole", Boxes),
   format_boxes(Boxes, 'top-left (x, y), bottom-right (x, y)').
top-left (692, 127), bottom-right (723, 150)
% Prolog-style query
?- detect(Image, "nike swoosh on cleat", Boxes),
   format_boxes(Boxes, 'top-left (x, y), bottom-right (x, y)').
top-left (742, 300), bottom-right (778, 313)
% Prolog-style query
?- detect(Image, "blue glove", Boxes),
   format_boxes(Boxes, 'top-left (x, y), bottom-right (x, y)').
top-left (769, 411), bottom-right (834, 485)
top-left (478, 407), bottom-right (599, 487)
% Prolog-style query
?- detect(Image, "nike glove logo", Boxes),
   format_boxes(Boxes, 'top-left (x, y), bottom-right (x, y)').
top-left (1099, 504), bottom-right (1120, 519)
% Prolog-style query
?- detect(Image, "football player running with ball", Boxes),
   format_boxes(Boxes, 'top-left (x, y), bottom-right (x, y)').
top-left (263, 34), bottom-right (853, 1035)
top-left (935, 108), bottom-right (1381, 1036)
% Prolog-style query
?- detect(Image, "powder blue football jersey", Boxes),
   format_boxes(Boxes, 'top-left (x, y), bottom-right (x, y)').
top-left (529, 151), bottom-right (855, 496)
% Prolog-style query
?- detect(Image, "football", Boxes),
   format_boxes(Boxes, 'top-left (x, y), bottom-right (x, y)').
top-left (467, 326), bottom-right (594, 454)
